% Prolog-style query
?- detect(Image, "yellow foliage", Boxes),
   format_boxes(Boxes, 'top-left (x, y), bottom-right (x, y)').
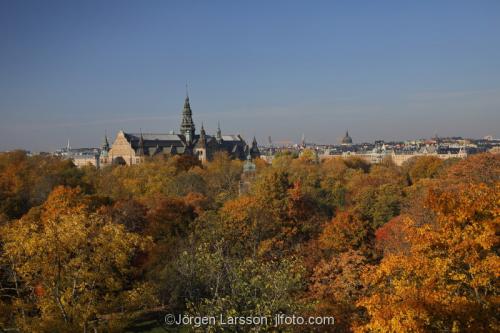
top-left (1, 186), bottom-right (156, 332)
top-left (356, 182), bottom-right (500, 332)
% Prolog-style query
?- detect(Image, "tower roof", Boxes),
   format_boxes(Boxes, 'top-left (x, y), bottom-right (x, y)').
top-left (101, 131), bottom-right (110, 151)
top-left (180, 94), bottom-right (195, 136)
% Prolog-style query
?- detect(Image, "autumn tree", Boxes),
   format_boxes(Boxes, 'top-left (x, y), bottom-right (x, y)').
top-left (356, 182), bottom-right (499, 332)
top-left (319, 211), bottom-right (370, 256)
top-left (0, 151), bottom-right (87, 219)
top-left (199, 152), bottom-right (242, 205)
top-left (103, 199), bottom-right (148, 233)
top-left (442, 152), bottom-right (500, 185)
top-left (374, 215), bottom-right (413, 256)
top-left (347, 164), bottom-right (406, 229)
top-left (309, 250), bottom-right (371, 332)
top-left (0, 186), bottom-right (156, 332)
top-left (402, 155), bottom-right (443, 184)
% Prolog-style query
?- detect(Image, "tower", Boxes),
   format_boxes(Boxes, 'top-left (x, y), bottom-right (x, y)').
top-left (100, 131), bottom-right (110, 166)
top-left (195, 122), bottom-right (208, 163)
top-left (239, 153), bottom-right (256, 195)
top-left (101, 131), bottom-right (110, 153)
top-left (250, 136), bottom-right (260, 158)
top-left (137, 130), bottom-right (146, 162)
top-left (180, 92), bottom-right (196, 143)
top-left (216, 121), bottom-right (223, 143)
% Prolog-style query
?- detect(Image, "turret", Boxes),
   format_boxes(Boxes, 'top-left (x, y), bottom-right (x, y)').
top-left (250, 136), bottom-right (260, 158)
top-left (137, 131), bottom-right (145, 157)
top-left (100, 131), bottom-right (110, 156)
top-left (216, 121), bottom-right (223, 143)
top-left (199, 122), bottom-right (207, 146)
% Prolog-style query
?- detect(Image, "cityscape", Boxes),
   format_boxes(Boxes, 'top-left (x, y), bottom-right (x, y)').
top-left (47, 127), bottom-right (500, 168)
top-left (6, 92), bottom-right (498, 168)
top-left (23, 108), bottom-right (500, 168)
top-left (0, 1), bottom-right (499, 333)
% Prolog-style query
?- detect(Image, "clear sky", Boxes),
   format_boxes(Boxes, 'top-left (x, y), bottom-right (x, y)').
top-left (1, 0), bottom-right (499, 151)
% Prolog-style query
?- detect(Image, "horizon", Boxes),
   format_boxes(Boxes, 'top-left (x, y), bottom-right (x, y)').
top-left (7, 131), bottom-right (496, 154)
top-left (1, 0), bottom-right (499, 151)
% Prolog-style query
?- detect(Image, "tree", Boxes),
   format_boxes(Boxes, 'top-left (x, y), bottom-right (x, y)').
top-left (179, 242), bottom-right (306, 332)
top-left (319, 211), bottom-right (369, 255)
top-left (1, 186), bottom-right (156, 332)
top-left (403, 156), bottom-right (443, 184)
top-left (200, 152), bottom-right (242, 205)
top-left (172, 154), bottom-right (202, 173)
top-left (0, 151), bottom-right (87, 219)
top-left (347, 164), bottom-right (405, 229)
top-left (103, 199), bottom-right (148, 233)
top-left (356, 182), bottom-right (499, 332)
top-left (298, 149), bottom-right (318, 163)
top-left (309, 250), bottom-right (371, 332)
top-left (374, 215), bottom-right (413, 256)
top-left (343, 157), bottom-right (371, 173)
top-left (252, 168), bottom-right (291, 222)
top-left (442, 153), bottom-right (500, 185)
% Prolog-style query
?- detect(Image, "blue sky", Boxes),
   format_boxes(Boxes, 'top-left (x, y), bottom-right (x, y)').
top-left (1, 0), bottom-right (499, 151)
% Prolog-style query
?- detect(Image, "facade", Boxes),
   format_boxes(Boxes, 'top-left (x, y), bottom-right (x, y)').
top-left (320, 147), bottom-right (468, 166)
top-left (102, 95), bottom-right (259, 166)
top-left (54, 144), bottom-right (100, 168)
top-left (72, 154), bottom-right (100, 168)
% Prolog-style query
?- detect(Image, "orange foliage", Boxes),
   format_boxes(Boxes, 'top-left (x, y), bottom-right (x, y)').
top-left (357, 182), bottom-right (499, 332)
top-left (319, 211), bottom-right (368, 254)
top-left (443, 152), bottom-right (499, 185)
top-left (309, 250), bottom-right (371, 331)
top-left (374, 215), bottom-right (413, 256)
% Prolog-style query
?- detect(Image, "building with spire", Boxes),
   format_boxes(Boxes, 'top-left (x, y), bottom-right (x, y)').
top-left (239, 153), bottom-right (256, 195)
top-left (341, 130), bottom-right (353, 145)
top-left (99, 132), bottom-right (110, 165)
top-left (250, 136), bottom-right (260, 158)
top-left (105, 94), bottom-right (257, 165)
top-left (180, 94), bottom-right (195, 144)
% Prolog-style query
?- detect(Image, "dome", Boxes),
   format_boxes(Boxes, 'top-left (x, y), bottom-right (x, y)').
top-left (341, 130), bottom-right (353, 144)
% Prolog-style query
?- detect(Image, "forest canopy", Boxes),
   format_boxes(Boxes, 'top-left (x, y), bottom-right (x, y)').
top-left (0, 150), bottom-right (498, 332)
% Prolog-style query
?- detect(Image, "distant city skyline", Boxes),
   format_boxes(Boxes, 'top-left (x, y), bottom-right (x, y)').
top-left (1, 0), bottom-right (499, 151)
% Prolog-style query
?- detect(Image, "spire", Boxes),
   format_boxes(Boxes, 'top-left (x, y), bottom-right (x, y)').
top-left (252, 136), bottom-right (258, 147)
top-left (216, 121), bottom-right (222, 142)
top-left (101, 130), bottom-right (110, 152)
top-left (200, 122), bottom-right (206, 137)
top-left (180, 92), bottom-right (195, 136)
top-left (198, 122), bottom-right (207, 146)
top-left (250, 136), bottom-right (260, 158)
top-left (138, 129), bottom-right (145, 156)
